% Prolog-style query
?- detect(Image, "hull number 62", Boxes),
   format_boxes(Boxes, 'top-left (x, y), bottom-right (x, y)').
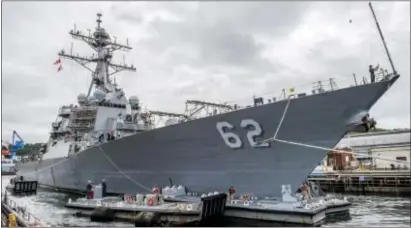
top-left (216, 119), bottom-right (270, 149)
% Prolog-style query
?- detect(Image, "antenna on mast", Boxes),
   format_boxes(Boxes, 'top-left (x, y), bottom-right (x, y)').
top-left (368, 2), bottom-right (397, 75)
top-left (57, 12), bottom-right (137, 97)
top-left (96, 13), bottom-right (102, 29)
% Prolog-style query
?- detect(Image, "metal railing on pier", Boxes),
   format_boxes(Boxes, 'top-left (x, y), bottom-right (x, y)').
top-left (1, 193), bottom-right (45, 227)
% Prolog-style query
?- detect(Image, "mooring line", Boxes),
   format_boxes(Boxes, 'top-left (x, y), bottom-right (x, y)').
top-left (97, 145), bottom-right (151, 192)
top-left (18, 144), bottom-right (152, 193)
top-left (259, 137), bottom-right (408, 164)
top-left (273, 98), bottom-right (292, 139)
top-left (19, 156), bottom-right (68, 176)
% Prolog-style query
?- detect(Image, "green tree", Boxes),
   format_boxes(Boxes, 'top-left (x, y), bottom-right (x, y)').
top-left (14, 143), bottom-right (44, 156)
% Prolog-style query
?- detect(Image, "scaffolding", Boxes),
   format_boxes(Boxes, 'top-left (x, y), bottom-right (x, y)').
top-left (147, 110), bottom-right (188, 128)
top-left (68, 106), bottom-right (98, 130)
top-left (184, 100), bottom-right (233, 120)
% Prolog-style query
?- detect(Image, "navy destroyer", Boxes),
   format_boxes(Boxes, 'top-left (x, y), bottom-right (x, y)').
top-left (16, 5), bottom-right (401, 198)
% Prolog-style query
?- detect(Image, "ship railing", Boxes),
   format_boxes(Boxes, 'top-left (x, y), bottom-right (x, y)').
top-left (70, 120), bottom-right (95, 127)
top-left (68, 122), bottom-right (94, 129)
top-left (71, 109), bottom-right (97, 117)
top-left (70, 115), bottom-right (97, 120)
top-left (50, 129), bottom-right (70, 134)
top-left (72, 106), bottom-right (98, 112)
top-left (116, 123), bottom-right (138, 131)
top-left (2, 195), bottom-right (43, 225)
top-left (69, 118), bottom-right (94, 124)
top-left (360, 70), bottom-right (394, 84)
top-left (222, 67), bottom-right (396, 110)
top-left (73, 108), bottom-right (98, 113)
top-left (340, 166), bottom-right (410, 172)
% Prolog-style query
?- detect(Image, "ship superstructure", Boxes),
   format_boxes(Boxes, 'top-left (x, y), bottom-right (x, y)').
top-left (43, 13), bottom-right (148, 160)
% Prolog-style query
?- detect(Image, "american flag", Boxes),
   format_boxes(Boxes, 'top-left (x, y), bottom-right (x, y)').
top-left (53, 58), bottom-right (61, 65)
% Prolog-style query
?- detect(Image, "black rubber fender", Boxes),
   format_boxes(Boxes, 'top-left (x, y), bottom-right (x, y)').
top-left (134, 212), bottom-right (161, 227)
top-left (90, 207), bottom-right (115, 222)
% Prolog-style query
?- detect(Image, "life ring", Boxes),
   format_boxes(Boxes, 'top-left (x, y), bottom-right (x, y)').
top-left (96, 201), bottom-right (102, 206)
top-left (186, 204), bottom-right (193, 211)
top-left (147, 198), bottom-right (154, 206)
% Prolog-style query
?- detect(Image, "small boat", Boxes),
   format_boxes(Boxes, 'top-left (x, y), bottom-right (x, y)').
top-left (1, 156), bottom-right (16, 176)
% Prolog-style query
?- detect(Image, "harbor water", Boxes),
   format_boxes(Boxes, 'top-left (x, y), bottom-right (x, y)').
top-left (2, 176), bottom-right (410, 227)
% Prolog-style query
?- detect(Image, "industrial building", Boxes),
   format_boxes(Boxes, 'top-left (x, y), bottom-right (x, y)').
top-left (335, 130), bottom-right (410, 169)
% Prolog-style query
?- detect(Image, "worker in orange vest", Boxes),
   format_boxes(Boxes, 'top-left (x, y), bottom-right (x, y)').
top-left (86, 181), bottom-right (93, 199)
top-left (228, 186), bottom-right (236, 201)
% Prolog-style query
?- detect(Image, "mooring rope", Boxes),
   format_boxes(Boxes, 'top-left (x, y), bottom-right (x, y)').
top-left (97, 145), bottom-right (152, 192)
top-left (273, 98), bottom-right (292, 139)
top-left (18, 156), bottom-right (68, 176)
top-left (259, 97), bottom-right (408, 166)
top-left (17, 142), bottom-right (152, 193)
top-left (259, 137), bottom-right (408, 164)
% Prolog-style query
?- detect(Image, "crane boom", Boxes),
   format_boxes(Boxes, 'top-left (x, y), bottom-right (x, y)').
top-left (10, 130), bottom-right (25, 159)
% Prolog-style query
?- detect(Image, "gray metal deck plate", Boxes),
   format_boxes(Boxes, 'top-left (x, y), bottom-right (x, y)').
top-left (65, 198), bottom-right (200, 214)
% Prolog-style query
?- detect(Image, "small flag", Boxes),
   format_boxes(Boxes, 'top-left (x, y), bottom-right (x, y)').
top-left (289, 87), bottom-right (295, 93)
top-left (53, 58), bottom-right (61, 65)
top-left (57, 65), bottom-right (63, 72)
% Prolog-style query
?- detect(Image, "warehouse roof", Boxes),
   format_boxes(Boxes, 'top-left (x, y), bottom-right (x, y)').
top-left (337, 130), bottom-right (410, 148)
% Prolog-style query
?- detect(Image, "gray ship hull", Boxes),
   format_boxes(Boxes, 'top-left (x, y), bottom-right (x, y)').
top-left (16, 78), bottom-right (397, 198)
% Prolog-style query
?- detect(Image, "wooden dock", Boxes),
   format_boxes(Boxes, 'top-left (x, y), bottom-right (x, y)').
top-left (308, 170), bottom-right (411, 196)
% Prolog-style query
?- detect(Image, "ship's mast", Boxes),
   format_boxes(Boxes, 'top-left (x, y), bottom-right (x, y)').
top-left (58, 13), bottom-right (137, 97)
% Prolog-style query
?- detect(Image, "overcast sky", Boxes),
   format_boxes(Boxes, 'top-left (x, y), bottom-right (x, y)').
top-left (2, 1), bottom-right (410, 143)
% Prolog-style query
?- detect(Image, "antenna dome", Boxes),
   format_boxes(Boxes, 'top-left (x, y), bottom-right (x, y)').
top-left (94, 90), bottom-right (106, 101)
top-left (129, 96), bottom-right (139, 106)
top-left (77, 93), bottom-right (87, 104)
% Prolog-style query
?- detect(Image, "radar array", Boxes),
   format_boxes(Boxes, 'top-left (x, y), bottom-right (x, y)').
top-left (58, 13), bottom-right (136, 97)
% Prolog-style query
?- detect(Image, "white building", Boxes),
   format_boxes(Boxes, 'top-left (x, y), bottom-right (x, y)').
top-left (336, 130), bottom-right (410, 169)
top-left (371, 146), bottom-right (409, 169)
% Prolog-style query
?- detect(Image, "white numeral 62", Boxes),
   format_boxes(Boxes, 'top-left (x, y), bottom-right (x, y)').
top-left (216, 119), bottom-right (270, 149)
